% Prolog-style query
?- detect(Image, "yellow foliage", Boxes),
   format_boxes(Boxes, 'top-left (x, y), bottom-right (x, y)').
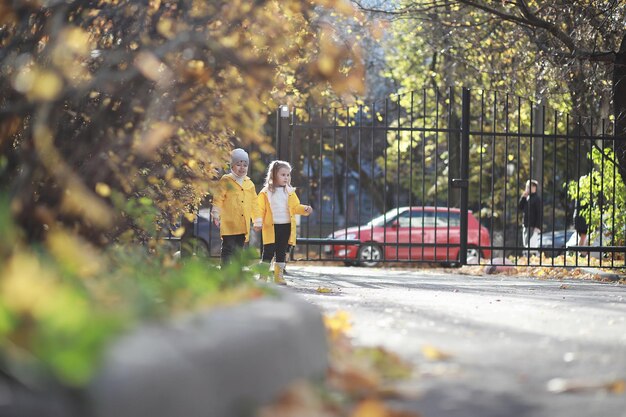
top-left (0, 0), bottom-right (366, 246)
top-left (324, 310), bottom-right (352, 339)
top-left (2, 253), bottom-right (58, 316)
top-left (17, 68), bottom-right (63, 101)
top-left (47, 231), bottom-right (103, 277)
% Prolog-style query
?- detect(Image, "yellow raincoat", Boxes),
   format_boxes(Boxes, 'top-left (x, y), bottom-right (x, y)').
top-left (212, 173), bottom-right (261, 242)
top-left (258, 186), bottom-right (310, 246)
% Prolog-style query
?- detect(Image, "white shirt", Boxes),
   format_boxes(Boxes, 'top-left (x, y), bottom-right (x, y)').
top-left (231, 171), bottom-right (245, 186)
top-left (269, 188), bottom-right (290, 224)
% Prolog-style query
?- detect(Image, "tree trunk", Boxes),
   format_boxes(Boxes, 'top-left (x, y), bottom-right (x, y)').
top-left (613, 34), bottom-right (626, 184)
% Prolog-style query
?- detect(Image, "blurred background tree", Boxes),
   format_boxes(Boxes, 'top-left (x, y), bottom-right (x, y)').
top-left (358, 0), bottom-right (626, 182)
top-left (0, 0), bottom-right (365, 245)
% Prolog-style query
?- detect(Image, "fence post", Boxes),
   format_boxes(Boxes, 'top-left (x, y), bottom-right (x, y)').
top-left (459, 88), bottom-right (471, 265)
top-left (532, 103), bottom-right (544, 184)
top-left (275, 105), bottom-right (291, 160)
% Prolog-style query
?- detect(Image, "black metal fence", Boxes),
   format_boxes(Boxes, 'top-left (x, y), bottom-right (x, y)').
top-left (277, 87), bottom-right (626, 268)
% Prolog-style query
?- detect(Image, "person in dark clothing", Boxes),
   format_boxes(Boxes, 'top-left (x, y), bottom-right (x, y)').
top-left (573, 199), bottom-right (588, 247)
top-left (518, 179), bottom-right (542, 256)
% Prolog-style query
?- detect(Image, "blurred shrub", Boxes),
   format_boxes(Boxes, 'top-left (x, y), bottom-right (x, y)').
top-left (0, 0), bottom-right (364, 245)
top-left (0, 198), bottom-right (268, 386)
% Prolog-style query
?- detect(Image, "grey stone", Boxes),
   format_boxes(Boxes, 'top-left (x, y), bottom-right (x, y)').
top-left (87, 290), bottom-right (327, 417)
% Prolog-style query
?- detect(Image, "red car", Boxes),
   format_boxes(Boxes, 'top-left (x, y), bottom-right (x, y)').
top-left (324, 206), bottom-right (491, 266)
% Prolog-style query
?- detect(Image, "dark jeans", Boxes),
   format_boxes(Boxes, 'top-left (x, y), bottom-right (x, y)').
top-left (262, 223), bottom-right (291, 263)
top-left (221, 234), bottom-right (246, 266)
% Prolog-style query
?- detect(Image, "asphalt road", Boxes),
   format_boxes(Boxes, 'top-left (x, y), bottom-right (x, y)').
top-left (286, 265), bottom-right (626, 417)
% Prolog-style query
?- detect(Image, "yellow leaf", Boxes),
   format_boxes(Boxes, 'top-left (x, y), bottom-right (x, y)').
top-left (421, 344), bottom-right (452, 361)
top-left (61, 27), bottom-right (91, 55)
top-left (608, 379), bottom-right (626, 394)
top-left (324, 310), bottom-right (352, 338)
top-left (95, 182), bottom-right (111, 197)
top-left (169, 178), bottom-right (183, 189)
top-left (157, 18), bottom-right (175, 38)
top-left (172, 226), bottom-right (185, 237)
top-left (29, 69), bottom-right (63, 101)
top-left (316, 286), bottom-right (333, 293)
top-left (1, 253), bottom-right (56, 315)
top-left (317, 55), bottom-right (335, 76)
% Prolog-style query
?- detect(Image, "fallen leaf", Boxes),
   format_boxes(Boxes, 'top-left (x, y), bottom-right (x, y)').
top-left (546, 377), bottom-right (626, 394)
top-left (328, 365), bottom-right (380, 395)
top-left (421, 345), bottom-right (452, 361)
top-left (354, 346), bottom-right (412, 380)
top-left (317, 286), bottom-right (333, 293)
top-left (350, 398), bottom-right (387, 417)
top-left (324, 311), bottom-right (352, 339)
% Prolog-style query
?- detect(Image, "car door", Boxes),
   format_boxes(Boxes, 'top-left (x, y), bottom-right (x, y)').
top-left (433, 210), bottom-right (461, 261)
top-left (382, 210), bottom-right (410, 261)
top-left (409, 209), bottom-right (436, 260)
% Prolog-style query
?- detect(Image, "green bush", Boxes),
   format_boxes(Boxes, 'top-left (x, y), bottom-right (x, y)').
top-left (0, 199), bottom-right (269, 386)
top-left (566, 147), bottom-right (626, 247)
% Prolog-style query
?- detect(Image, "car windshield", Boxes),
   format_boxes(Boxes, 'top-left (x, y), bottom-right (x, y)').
top-left (366, 208), bottom-right (462, 227)
top-left (366, 209), bottom-right (403, 226)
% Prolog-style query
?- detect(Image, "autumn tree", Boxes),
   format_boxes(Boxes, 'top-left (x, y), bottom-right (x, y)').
top-left (357, 0), bottom-right (626, 181)
top-left (0, 0), bottom-right (364, 244)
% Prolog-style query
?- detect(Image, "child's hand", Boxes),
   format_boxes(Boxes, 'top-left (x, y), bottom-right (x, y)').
top-left (253, 225), bottom-right (262, 232)
top-left (304, 205), bottom-right (312, 214)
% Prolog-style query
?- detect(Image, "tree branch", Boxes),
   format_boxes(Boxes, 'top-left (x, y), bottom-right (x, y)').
top-left (454, 0), bottom-right (617, 62)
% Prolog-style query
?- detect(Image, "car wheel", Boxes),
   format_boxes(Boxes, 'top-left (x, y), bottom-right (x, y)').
top-left (180, 238), bottom-right (211, 259)
top-left (466, 246), bottom-right (480, 260)
top-left (357, 243), bottom-right (382, 267)
top-left (448, 246), bottom-right (481, 266)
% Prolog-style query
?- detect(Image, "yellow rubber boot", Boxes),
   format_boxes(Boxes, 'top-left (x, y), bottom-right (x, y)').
top-left (274, 262), bottom-right (287, 286)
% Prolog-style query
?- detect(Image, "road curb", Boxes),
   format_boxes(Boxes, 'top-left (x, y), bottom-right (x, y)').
top-left (0, 290), bottom-right (328, 417)
top-left (87, 288), bottom-right (328, 417)
top-left (579, 267), bottom-right (623, 282)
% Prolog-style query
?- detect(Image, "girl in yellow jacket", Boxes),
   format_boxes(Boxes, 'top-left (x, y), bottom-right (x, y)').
top-left (211, 148), bottom-right (262, 266)
top-left (258, 160), bottom-right (312, 285)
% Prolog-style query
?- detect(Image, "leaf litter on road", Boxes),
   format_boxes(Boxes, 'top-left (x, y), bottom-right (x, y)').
top-left (546, 377), bottom-right (626, 394)
top-left (257, 311), bottom-right (422, 417)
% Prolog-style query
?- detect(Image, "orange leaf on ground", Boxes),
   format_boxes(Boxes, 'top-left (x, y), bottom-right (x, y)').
top-left (350, 398), bottom-right (387, 417)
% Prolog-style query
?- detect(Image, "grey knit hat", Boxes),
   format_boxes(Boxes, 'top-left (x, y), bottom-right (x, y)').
top-left (231, 148), bottom-right (249, 165)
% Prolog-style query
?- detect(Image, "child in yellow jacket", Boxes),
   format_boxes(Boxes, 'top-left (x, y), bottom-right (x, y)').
top-left (258, 160), bottom-right (312, 285)
top-left (211, 148), bottom-right (262, 266)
